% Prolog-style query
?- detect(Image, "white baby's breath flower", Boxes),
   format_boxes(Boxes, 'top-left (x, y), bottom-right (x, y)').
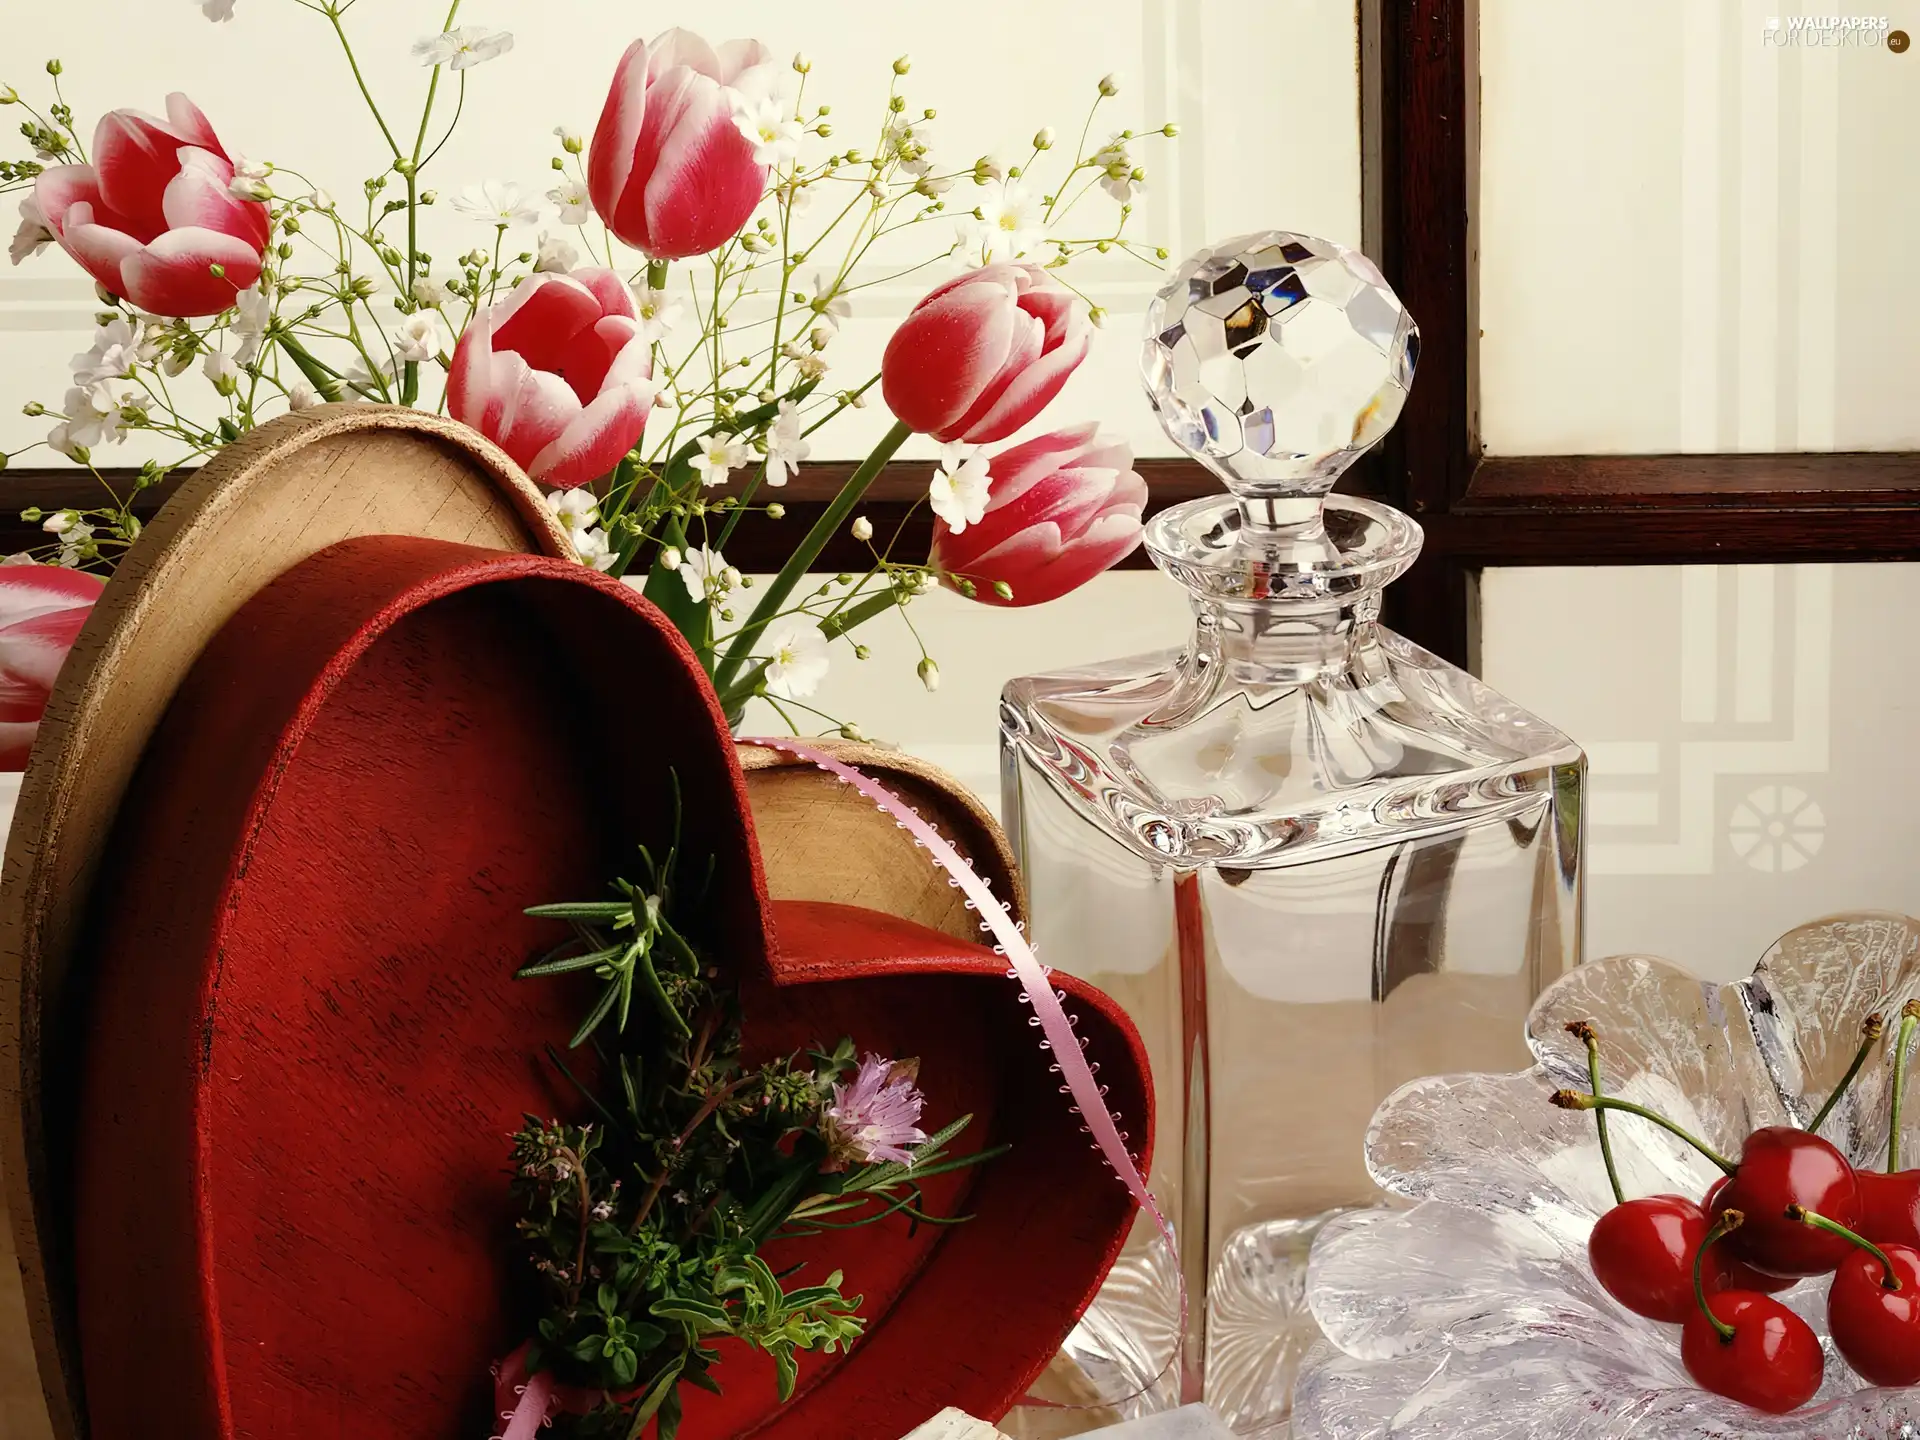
top-left (1094, 132), bottom-right (1141, 203)
top-left (302, 187), bottom-right (336, 212)
top-left (389, 311), bottom-right (443, 364)
top-left (690, 432), bottom-right (749, 488)
top-left (547, 177), bottom-right (592, 226)
top-left (55, 384), bottom-right (125, 451)
top-left (413, 27), bottom-right (515, 71)
top-left (286, 379), bottom-right (321, 411)
top-left (544, 487), bottom-right (600, 534)
top-left (553, 125), bottom-right (585, 154)
top-left (733, 94), bottom-right (802, 167)
top-left (411, 277), bottom-right (449, 307)
top-left (758, 617), bottom-right (828, 700)
top-left (572, 525), bottom-right (617, 572)
top-left (450, 180), bottom-right (540, 229)
top-left (782, 342), bottom-right (828, 382)
top-left (229, 285), bottom-right (271, 364)
top-left (70, 317), bottom-right (142, 385)
top-left (630, 286), bottom-right (684, 345)
top-left (928, 441), bottom-right (991, 534)
top-left (203, 346), bottom-right (241, 393)
top-left (917, 657), bottom-right (940, 694)
top-left (677, 545), bottom-right (729, 603)
top-left (883, 116), bottom-right (934, 177)
top-left (197, 0), bottom-right (236, 20)
top-left (762, 399), bottom-right (809, 486)
top-left (955, 178), bottom-right (1045, 267)
top-left (850, 515), bottom-right (874, 542)
top-left (10, 195), bottom-right (53, 266)
top-left (774, 177), bottom-right (814, 219)
top-left (340, 353), bottom-right (396, 397)
top-left (533, 231), bottom-right (578, 274)
top-left (807, 270), bottom-right (850, 330)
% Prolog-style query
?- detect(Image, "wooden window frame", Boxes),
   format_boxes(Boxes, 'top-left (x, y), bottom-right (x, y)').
top-left (1366, 0), bottom-right (1920, 669)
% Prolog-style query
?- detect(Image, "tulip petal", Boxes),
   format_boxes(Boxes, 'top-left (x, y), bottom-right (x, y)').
top-left (161, 148), bottom-right (268, 250)
top-left (0, 722), bottom-right (38, 773)
top-left (33, 166), bottom-right (118, 237)
top-left (647, 27), bottom-right (724, 83)
top-left (881, 279), bottom-right (1023, 437)
top-left (588, 39), bottom-right (652, 249)
top-left (116, 226), bottom-right (262, 317)
top-left (47, 209), bottom-right (141, 297)
top-left (164, 93), bottom-right (226, 158)
top-left (569, 266), bottom-right (637, 321)
top-left (554, 315), bottom-right (643, 405)
top-left (982, 422), bottom-right (1104, 509)
top-left (950, 511), bottom-right (1144, 607)
top-left (635, 70), bottom-right (766, 260)
top-left (948, 309), bottom-right (1045, 441)
top-left (713, 39), bottom-right (776, 86)
top-left (91, 108), bottom-right (186, 239)
top-left (448, 313), bottom-right (500, 435)
top-left (0, 565), bottom-right (106, 627)
top-left (528, 376), bottom-right (652, 487)
top-left (489, 353), bottom-right (583, 475)
top-left (0, 606), bottom-right (92, 722)
top-left (490, 273), bottom-right (601, 374)
top-left (954, 311), bottom-right (1091, 444)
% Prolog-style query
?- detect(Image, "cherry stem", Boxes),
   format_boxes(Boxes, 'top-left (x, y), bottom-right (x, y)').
top-left (1551, 1091), bottom-right (1737, 1175)
top-left (1695, 1208), bottom-right (1744, 1343)
top-left (1787, 1202), bottom-right (1900, 1291)
top-left (1567, 1021), bottom-right (1625, 1206)
top-left (1809, 1011), bottom-right (1886, 1135)
top-left (1891, 1000), bottom-right (1919, 1171)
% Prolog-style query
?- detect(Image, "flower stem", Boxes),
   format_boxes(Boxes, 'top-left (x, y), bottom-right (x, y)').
top-left (1550, 1090), bottom-right (1737, 1174)
top-left (1891, 1000), bottom-right (1919, 1171)
top-left (1566, 1021), bottom-right (1625, 1206)
top-left (1788, 1203), bottom-right (1899, 1290)
top-left (1810, 1011), bottom-right (1885, 1134)
top-left (1695, 1209), bottom-right (1744, 1342)
top-left (712, 419), bottom-right (912, 695)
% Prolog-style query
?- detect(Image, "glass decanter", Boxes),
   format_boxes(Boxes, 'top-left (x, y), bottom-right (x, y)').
top-left (998, 233), bottom-right (1585, 1436)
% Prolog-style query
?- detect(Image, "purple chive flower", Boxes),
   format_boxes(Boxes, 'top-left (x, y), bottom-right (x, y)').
top-left (823, 1054), bottom-right (929, 1171)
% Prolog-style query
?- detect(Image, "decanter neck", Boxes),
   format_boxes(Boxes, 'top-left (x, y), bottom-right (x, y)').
top-left (1145, 491), bottom-right (1423, 683)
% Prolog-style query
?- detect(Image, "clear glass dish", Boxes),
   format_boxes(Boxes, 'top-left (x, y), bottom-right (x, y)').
top-left (1295, 912), bottom-right (1920, 1438)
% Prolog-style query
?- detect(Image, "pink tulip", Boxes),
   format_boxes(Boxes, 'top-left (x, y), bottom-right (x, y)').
top-left (33, 93), bottom-right (268, 318)
top-left (881, 263), bottom-right (1093, 445)
top-left (0, 565), bottom-right (105, 770)
top-left (931, 424), bottom-right (1146, 607)
top-left (587, 29), bottom-right (778, 260)
top-left (448, 268), bottom-right (656, 487)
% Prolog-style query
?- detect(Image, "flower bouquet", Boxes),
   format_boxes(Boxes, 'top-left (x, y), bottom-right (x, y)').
top-left (0, 0), bottom-right (1178, 747)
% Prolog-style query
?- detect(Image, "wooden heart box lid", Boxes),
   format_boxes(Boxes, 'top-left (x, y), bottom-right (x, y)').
top-left (0, 409), bottom-right (1153, 1440)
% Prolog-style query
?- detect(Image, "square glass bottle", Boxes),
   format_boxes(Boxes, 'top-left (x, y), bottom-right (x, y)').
top-left (998, 234), bottom-right (1584, 1434)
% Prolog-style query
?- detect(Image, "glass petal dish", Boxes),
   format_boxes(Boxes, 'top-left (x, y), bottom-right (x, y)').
top-left (1293, 912), bottom-right (1920, 1439)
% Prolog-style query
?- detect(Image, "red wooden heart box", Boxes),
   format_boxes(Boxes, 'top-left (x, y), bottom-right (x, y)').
top-left (70, 535), bottom-right (1151, 1440)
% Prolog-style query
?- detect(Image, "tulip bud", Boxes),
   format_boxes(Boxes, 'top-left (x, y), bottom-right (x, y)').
top-left (1098, 72), bottom-right (1121, 96)
top-left (766, 503), bottom-right (785, 519)
top-left (1033, 126), bottom-right (1056, 150)
top-left (893, 55), bottom-right (912, 74)
top-left (659, 546), bottom-right (682, 573)
top-left (917, 657), bottom-right (940, 693)
top-left (851, 516), bottom-right (874, 542)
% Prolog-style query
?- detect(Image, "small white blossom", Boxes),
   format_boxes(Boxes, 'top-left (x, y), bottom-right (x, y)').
top-left (850, 515), bottom-right (873, 542)
top-left (51, 384), bottom-right (125, 453)
top-left (1098, 72), bottom-right (1122, 96)
top-left (287, 379), bottom-right (321, 411)
top-left (763, 400), bottom-right (809, 486)
top-left (230, 285), bottom-right (272, 364)
top-left (228, 171), bottom-right (272, 202)
top-left (774, 177), bottom-right (815, 219)
top-left (690, 432), bottom-right (748, 488)
top-left (544, 487), bottom-right (601, 534)
top-left (10, 195), bottom-right (53, 266)
top-left (553, 125), bottom-right (585, 154)
top-left (413, 27), bottom-right (515, 71)
top-left (883, 116), bottom-right (934, 177)
top-left (782, 342), bottom-right (828, 382)
top-left (203, 346), bottom-right (241, 393)
top-left (918, 657), bottom-right (941, 693)
top-left (1094, 133), bottom-right (1141, 203)
top-left (733, 94), bottom-right (802, 167)
top-left (807, 270), bottom-right (851, 330)
top-left (450, 181), bottom-right (541, 229)
top-left (955, 178), bottom-right (1046, 267)
top-left (547, 178), bottom-right (592, 226)
top-left (70, 318), bottom-right (142, 385)
top-left (302, 187), bottom-right (336, 211)
top-left (197, 0), bottom-right (236, 20)
top-left (658, 546), bottom-right (682, 573)
top-left (389, 311), bottom-right (443, 364)
top-left (928, 441), bottom-right (991, 534)
top-left (758, 618), bottom-right (828, 700)
top-left (572, 525), bottom-right (617, 571)
top-left (677, 545), bottom-right (730, 603)
top-left (340, 353), bottom-right (396, 397)
top-left (411, 277), bottom-right (449, 307)
top-left (42, 511), bottom-right (95, 565)
top-left (630, 286), bottom-right (683, 344)
top-left (533, 231), bottom-right (578, 274)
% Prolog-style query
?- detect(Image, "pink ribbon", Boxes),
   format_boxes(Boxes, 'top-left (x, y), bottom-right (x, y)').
top-left (486, 744), bottom-right (1185, 1433)
top-left (742, 739), bottom-right (1187, 1402)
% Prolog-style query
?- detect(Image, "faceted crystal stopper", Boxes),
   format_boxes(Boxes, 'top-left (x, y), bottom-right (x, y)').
top-left (1141, 231), bottom-right (1419, 500)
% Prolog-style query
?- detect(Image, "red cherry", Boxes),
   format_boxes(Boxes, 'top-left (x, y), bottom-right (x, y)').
top-left (1858, 1169), bottom-right (1920, 1247)
top-left (1827, 1240), bottom-right (1920, 1386)
top-left (1589, 1196), bottom-right (1728, 1322)
top-left (1712, 1128), bottom-right (1862, 1277)
top-left (1680, 1290), bottom-right (1825, 1412)
top-left (1702, 1176), bottom-right (1795, 1292)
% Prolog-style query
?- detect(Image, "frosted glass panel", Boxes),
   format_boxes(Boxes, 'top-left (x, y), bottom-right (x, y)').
top-left (1479, 0), bottom-right (1920, 455)
top-left (1482, 563), bottom-right (1920, 983)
